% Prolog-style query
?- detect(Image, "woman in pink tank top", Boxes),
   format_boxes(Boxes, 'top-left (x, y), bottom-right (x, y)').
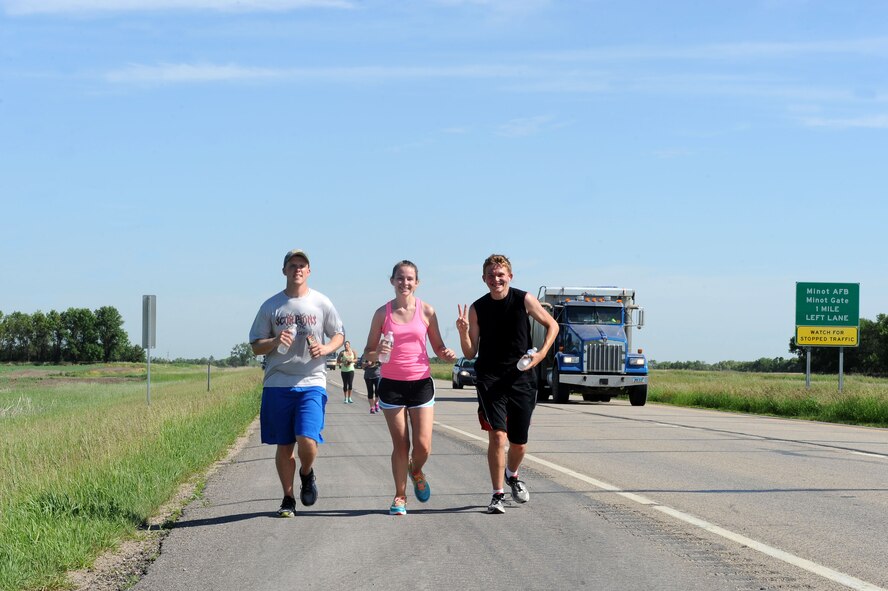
top-left (363, 260), bottom-right (457, 515)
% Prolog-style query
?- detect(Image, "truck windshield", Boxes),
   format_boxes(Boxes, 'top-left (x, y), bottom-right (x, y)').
top-left (565, 305), bottom-right (622, 325)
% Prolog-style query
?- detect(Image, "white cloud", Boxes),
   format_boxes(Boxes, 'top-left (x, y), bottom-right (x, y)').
top-left (497, 114), bottom-right (564, 138)
top-left (105, 63), bottom-right (282, 84)
top-left (104, 62), bottom-right (530, 85)
top-left (802, 114), bottom-right (888, 129)
top-left (505, 70), bottom-right (862, 104)
top-left (537, 38), bottom-right (888, 62)
top-left (4, 0), bottom-right (353, 16)
top-left (432, 0), bottom-right (549, 11)
top-left (100, 60), bottom-right (883, 119)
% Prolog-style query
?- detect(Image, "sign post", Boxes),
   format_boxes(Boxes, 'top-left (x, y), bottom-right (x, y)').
top-left (142, 295), bottom-right (157, 405)
top-left (795, 282), bottom-right (859, 391)
top-left (806, 347), bottom-right (811, 389)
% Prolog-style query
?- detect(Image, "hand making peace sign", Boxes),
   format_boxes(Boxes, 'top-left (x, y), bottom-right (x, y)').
top-left (456, 304), bottom-right (470, 334)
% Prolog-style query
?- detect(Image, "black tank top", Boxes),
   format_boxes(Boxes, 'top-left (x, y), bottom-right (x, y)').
top-left (474, 287), bottom-right (532, 382)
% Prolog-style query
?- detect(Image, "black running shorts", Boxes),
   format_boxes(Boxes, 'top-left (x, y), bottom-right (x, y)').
top-left (476, 378), bottom-right (536, 445)
top-left (378, 377), bottom-right (435, 409)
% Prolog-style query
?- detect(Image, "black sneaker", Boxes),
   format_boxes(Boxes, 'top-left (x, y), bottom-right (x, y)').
top-left (277, 495), bottom-right (297, 518)
top-left (299, 468), bottom-right (317, 506)
top-left (505, 474), bottom-right (529, 503)
top-left (487, 492), bottom-right (506, 514)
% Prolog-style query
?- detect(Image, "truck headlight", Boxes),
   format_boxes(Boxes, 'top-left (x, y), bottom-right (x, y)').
top-left (628, 357), bottom-right (645, 366)
top-left (561, 355), bottom-right (580, 365)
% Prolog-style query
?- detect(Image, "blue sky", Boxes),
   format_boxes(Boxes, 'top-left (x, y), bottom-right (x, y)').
top-left (1, 0), bottom-right (886, 363)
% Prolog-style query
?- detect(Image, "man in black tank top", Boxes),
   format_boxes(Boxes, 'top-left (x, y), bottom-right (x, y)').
top-left (472, 287), bottom-right (533, 382)
top-left (456, 254), bottom-right (559, 514)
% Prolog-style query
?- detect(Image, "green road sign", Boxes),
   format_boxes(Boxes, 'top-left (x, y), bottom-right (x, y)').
top-left (795, 282), bottom-right (860, 347)
top-left (795, 283), bottom-right (859, 326)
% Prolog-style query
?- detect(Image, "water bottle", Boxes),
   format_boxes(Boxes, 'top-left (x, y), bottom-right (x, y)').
top-left (277, 326), bottom-right (296, 354)
top-left (517, 347), bottom-right (537, 370)
top-left (378, 331), bottom-right (394, 363)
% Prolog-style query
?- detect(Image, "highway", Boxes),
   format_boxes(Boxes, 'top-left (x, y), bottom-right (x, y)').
top-left (133, 375), bottom-right (888, 591)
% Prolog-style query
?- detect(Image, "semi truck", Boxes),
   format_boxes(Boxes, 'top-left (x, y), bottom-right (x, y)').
top-left (531, 286), bottom-right (648, 406)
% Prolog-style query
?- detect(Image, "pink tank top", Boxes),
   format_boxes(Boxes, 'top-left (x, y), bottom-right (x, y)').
top-left (380, 298), bottom-right (431, 381)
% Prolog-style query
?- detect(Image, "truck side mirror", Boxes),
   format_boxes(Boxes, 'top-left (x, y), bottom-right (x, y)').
top-left (636, 308), bottom-right (645, 329)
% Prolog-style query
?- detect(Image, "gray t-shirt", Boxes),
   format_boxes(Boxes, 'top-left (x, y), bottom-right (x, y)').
top-left (363, 362), bottom-right (381, 381)
top-left (249, 289), bottom-right (344, 388)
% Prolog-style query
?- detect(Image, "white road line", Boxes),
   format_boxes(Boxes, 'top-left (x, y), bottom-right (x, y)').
top-left (850, 451), bottom-right (887, 459)
top-left (654, 422), bottom-right (691, 429)
top-left (652, 505), bottom-right (886, 591)
top-left (435, 420), bottom-right (887, 591)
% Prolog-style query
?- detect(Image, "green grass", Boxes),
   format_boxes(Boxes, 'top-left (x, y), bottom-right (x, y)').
top-left (0, 363), bottom-right (262, 591)
top-left (649, 370), bottom-right (888, 427)
top-left (430, 361), bottom-right (453, 382)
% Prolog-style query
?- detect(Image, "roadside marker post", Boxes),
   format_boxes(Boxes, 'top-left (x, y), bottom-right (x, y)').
top-left (142, 295), bottom-right (156, 405)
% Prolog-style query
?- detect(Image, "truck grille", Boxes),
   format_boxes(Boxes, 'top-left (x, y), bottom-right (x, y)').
top-left (585, 342), bottom-right (624, 373)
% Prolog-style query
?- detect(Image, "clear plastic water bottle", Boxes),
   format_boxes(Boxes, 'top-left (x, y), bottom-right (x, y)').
top-left (277, 326), bottom-right (296, 354)
top-left (517, 347), bottom-right (537, 370)
top-left (378, 331), bottom-right (394, 363)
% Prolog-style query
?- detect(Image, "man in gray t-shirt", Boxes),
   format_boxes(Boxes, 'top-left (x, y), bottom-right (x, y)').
top-left (249, 248), bottom-right (344, 517)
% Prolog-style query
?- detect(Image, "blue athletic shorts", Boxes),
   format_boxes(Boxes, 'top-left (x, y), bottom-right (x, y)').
top-left (260, 386), bottom-right (327, 444)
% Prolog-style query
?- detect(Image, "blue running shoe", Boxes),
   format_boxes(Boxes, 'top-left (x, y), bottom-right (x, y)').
top-left (390, 496), bottom-right (407, 515)
top-left (410, 467), bottom-right (431, 503)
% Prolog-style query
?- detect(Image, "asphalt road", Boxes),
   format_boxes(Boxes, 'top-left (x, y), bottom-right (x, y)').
top-left (133, 375), bottom-right (888, 591)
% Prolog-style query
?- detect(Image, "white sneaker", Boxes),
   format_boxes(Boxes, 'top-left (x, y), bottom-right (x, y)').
top-left (487, 493), bottom-right (506, 514)
top-left (505, 474), bottom-right (529, 503)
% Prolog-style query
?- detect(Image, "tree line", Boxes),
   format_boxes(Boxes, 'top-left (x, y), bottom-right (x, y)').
top-left (153, 343), bottom-right (260, 368)
top-left (0, 307), bottom-right (144, 364)
top-left (0, 307), bottom-right (260, 368)
top-left (6, 306), bottom-right (887, 374)
top-left (651, 357), bottom-right (802, 372)
top-left (653, 314), bottom-right (888, 376)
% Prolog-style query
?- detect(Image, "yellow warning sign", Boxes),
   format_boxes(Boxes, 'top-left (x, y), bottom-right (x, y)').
top-left (796, 326), bottom-right (858, 347)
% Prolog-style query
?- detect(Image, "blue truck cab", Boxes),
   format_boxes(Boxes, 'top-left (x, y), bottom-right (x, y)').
top-left (531, 287), bottom-right (648, 406)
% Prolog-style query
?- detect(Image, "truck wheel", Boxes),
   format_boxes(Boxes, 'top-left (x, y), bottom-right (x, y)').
top-left (452, 379), bottom-right (463, 390)
top-left (552, 365), bottom-right (571, 404)
top-left (629, 385), bottom-right (648, 406)
top-left (536, 365), bottom-right (551, 402)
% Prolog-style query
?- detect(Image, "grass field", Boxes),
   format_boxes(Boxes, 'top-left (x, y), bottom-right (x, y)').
top-left (0, 363), bottom-right (262, 591)
top-left (649, 369), bottom-right (888, 427)
top-left (430, 362), bottom-right (888, 427)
